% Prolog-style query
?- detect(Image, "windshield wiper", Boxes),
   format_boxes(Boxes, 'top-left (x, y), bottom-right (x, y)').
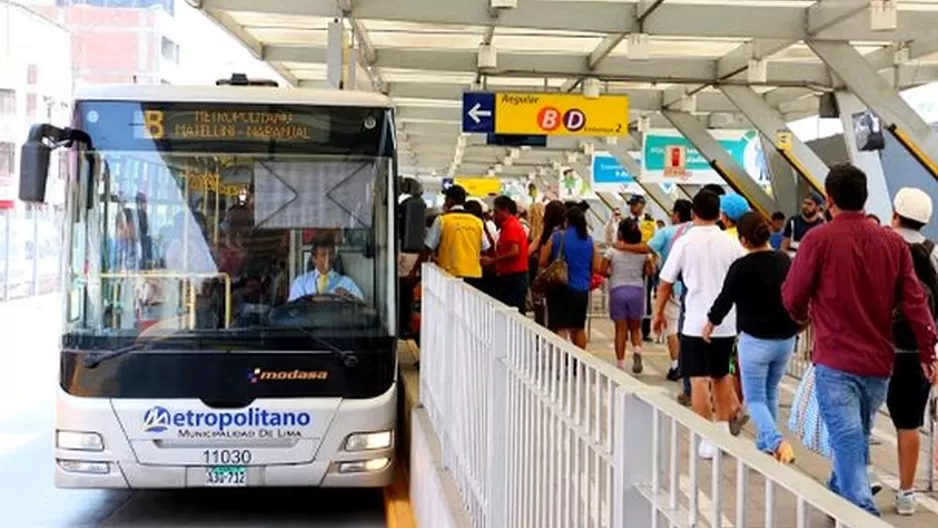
top-left (80, 341), bottom-right (158, 369)
top-left (234, 325), bottom-right (359, 368)
top-left (288, 324), bottom-right (360, 368)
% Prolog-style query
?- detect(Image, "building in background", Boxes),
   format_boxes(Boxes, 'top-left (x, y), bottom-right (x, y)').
top-left (0, 0), bottom-right (71, 298)
top-left (32, 0), bottom-right (179, 87)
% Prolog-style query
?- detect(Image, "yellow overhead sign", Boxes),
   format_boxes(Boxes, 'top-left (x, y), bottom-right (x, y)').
top-left (495, 93), bottom-right (630, 136)
top-left (454, 177), bottom-right (501, 197)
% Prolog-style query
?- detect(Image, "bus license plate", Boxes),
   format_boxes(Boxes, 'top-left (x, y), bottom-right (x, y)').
top-left (205, 466), bottom-right (247, 487)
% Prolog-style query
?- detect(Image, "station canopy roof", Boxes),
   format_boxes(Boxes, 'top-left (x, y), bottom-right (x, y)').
top-left (194, 0), bottom-right (938, 177)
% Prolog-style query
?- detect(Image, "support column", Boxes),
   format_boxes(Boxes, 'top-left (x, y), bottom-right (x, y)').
top-left (662, 110), bottom-right (777, 217)
top-left (808, 40), bottom-right (938, 179)
top-left (720, 85), bottom-right (828, 194)
top-left (326, 18), bottom-right (346, 89)
top-left (834, 92), bottom-right (893, 221)
top-left (760, 135), bottom-right (800, 217)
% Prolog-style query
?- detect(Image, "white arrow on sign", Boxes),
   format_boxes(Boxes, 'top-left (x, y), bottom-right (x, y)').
top-left (468, 102), bottom-right (492, 124)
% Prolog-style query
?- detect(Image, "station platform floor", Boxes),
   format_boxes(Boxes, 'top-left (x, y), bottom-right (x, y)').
top-left (584, 317), bottom-right (938, 528)
top-left (0, 294), bottom-right (388, 527)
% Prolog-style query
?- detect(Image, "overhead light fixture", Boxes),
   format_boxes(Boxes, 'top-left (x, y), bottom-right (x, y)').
top-left (747, 58), bottom-right (768, 84)
top-left (487, 168), bottom-right (496, 177)
top-left (477, 44), bottom-right (497, 71)
top-left (503, 157), bottom-right (514, 167)
top-left (565, 151), bottom-right (578, 163)
top-left (870, 0), bottom-right (898, 31)
top-left (628, 33), bottom-right (650, 61)
top-left (582, 77), bottom-right (601, 99)
top-left (579, 141), bottom-right (594, 155)
top-left (490, 0), bottom-right (518, 8)
top-left (494, 163), bottom-right (503, 172)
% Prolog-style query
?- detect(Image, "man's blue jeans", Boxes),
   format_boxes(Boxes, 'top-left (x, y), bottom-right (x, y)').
top-left (813, 364), bottom-right (889, 516)
top-left (737, 333), bottom-right (795, 452)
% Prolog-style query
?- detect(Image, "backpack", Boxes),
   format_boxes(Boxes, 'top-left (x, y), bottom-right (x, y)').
top-left (893, 239), bottom-right (938, 351)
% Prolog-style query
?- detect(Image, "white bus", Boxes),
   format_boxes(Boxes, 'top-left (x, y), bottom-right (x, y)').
top-left (19, 77), bottom-right (425, 489)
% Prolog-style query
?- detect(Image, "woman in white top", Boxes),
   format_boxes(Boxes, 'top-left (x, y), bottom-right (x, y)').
top-left (600, 218), bottom-right (651, 373)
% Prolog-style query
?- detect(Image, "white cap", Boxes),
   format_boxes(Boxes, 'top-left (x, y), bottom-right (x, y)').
top-left (894, 187), bottom-right (933, 225)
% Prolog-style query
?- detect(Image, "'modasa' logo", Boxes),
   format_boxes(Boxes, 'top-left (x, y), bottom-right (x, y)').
top-left (143, 406), bottom-right (171, 433)
top-left (248, 368), bottom-right (329, 383)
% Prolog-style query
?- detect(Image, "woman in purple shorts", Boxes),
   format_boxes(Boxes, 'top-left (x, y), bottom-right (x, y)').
top-left (600, 218), bottom-right (651, 373)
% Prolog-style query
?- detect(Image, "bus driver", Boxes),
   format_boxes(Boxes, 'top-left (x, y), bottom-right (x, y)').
top-left (288, 238), bottom-right (364, 301)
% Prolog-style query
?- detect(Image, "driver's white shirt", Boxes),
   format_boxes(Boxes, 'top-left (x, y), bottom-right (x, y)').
top-left (288, 269), bottom-right (364, 301)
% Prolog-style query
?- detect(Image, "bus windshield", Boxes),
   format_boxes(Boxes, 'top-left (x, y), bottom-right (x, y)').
top-left (63, 101), bottom-right (394, 352)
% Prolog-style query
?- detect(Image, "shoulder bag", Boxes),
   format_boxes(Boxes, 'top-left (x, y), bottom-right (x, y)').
top-left (533, 231), bottom-right (568, 292)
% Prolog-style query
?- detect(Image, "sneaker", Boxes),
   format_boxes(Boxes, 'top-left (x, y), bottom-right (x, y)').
top-left (869, 469), bottom-right (883, 496)
top-left (698, 439), bottom-right (718, 460)
top-left (774, 441), bottom-right (796, 464)
top-left (895, 491), bottom-right (917, 516)
top-left (666, 367), bottom-right (680, 381)
top-left (676, 393), bottom-right (691, 407)
top-left (729, 412), bottom-right (750, 437)
top-left (616, 359), bottom-right (625, 370)
top-left (632, 354), bottom-right (643, 374)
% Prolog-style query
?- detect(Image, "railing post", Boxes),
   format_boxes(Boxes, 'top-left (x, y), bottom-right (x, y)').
top-left (485, 307), bottom-right (511, 526)
top-left (613, 387), bottom-right (661, 528)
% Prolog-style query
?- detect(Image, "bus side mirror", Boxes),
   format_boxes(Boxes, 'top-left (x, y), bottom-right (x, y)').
top-left (400, 196), bottom-right (426, 253)
top-left (19, 139), bottom-right (52, 203)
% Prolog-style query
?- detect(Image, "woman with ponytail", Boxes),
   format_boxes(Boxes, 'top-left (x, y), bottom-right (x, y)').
top-left (702, 212), bottom-right (800, 463)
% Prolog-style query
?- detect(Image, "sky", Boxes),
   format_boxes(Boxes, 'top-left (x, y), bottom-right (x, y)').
top-left (173, 0), bottom-right (282, 85)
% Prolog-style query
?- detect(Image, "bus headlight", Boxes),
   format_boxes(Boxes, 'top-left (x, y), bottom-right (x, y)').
top-left (337, 457), bottom-right (390, 474)
top-left (344, 430), bottom-right (392, 452)
top-left (56, 430), bottom-right (104, 452)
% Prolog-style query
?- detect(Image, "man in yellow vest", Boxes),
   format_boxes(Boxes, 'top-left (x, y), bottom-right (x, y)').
top-left (411, 185), bottom-right (491, 290)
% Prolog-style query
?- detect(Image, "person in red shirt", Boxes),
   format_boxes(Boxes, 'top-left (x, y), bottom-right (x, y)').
top-left (485, 195), bottom-right (530, 313)
top-left (782, 164), bottom-right (938, 516)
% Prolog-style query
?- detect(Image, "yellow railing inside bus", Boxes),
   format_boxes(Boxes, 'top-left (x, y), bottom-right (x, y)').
top-left (101, 271), bottom-right (232, 330)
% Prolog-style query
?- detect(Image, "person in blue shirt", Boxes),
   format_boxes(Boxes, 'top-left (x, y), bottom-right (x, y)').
top-left (769, 211), bottom-right (786, 251)
top-left (539, 207), bottom-right (597, 350)
top-left (289, 238), bottom-right (364, 301)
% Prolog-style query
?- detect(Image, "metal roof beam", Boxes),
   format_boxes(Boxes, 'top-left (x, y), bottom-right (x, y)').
top-left (266, 47), bottom-right (843, 87)
top-left (808, 40), bottom-right (938, 178)
top-left (201, 0), bottom-right (938, 42)
top-left (196, 8), bottom-right (298, 86)
top-left (662, 109), bottom-right (777, 216)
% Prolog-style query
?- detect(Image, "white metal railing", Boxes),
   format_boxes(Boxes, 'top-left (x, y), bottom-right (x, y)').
top-left (786, 326), bottom-right (813, 380)
top-left (418, 264), bottom-right (895, 528)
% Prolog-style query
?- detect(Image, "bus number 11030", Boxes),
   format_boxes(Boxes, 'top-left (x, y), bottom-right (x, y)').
top-left (203, 449), bottom-right (252, 465)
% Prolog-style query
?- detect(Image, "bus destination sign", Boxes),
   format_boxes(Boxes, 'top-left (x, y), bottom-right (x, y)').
top-left (133, 109), bottom-right (324, 142)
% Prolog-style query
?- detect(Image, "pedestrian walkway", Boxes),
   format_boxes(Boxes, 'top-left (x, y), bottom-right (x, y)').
top-left (586, 318), bottom-right (938, 527)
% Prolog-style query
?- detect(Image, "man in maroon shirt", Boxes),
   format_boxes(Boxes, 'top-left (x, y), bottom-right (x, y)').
top-left (485, 196), bottom-right (530, 313)
top-left (782, 164), bottom-right (938, 516)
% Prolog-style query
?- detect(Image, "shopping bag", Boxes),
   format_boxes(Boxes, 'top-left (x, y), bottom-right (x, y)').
top-left (787, 364), bottom-right (832, 458)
